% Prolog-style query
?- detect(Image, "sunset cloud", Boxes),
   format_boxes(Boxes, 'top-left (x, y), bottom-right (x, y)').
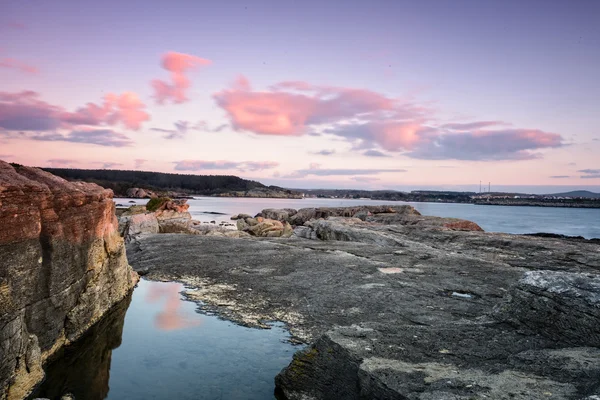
top-left (284, 166), bottom-right (406, 178)
top-left (0, 90), bottom-right (149, 132)
top-left (31, 129), bottom-right (134, 147)
top-left (408, 128), bottom-right (563, 161)
top-left (134, 159), bottom-right (147, 169)
top-left (363, 149), bottom-right (390, 157)
top-left (313, 149), bottom-right (335, 156)
top-left (63, 91), bottom-right (150, 130)
top-left (214, 76), bottom-right (420, 136)
top-left (0, 58), bottom-right (38, 74)
top-left (151, 120), bottom-right (220, 139)
top-left (213, 77), bottom-right (564, 161)
top-left (152, 52), bottom-right (212, 104)
top-left (0, 91), bottom-right (63, 131)
top-left (93, 161), bottom-right (124, 169)
top-left (47, 159), bottom-right (78, 168)
top-left (352, 176), bottom-right (381, 182)
top-left (173, 160), bottom-right (279, 172)
top-left (579, 169), bottom-right (600, 179)
top-left (441, 121), bottom-right (509, 131)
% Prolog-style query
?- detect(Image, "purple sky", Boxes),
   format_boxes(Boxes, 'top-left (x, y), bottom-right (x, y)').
top-left (1, 0), bottom-right (599, 192)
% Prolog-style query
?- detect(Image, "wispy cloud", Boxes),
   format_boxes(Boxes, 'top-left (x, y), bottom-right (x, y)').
top-left (284, 166), bottom-right (406, 178)
top-left (0, 58), bottom-right (38, 74)
top-left (151, 120), bottom-right (222, 139)
top-left (47, 158), bottom-right (79, 168)
top-left (549, 175), bottom-right (570, 179)
top-left (352, 176), bottom-right (381, 182)
top-left (173, 160), bottom-right (279, 172)
top-left (30, 129), bottom-right (133, 147)
top-left (92, 161), bottom-right (124, 169)
top-left (312, 149), bottom-right (335, 156)
top-left (578, 169), bottom-right (600, 179)
top-left (152, 52), bottom-right (212, 104)
top-left (134, 159), bottom-right (147, 169)
top-left (363, 149), bottom-right (390, 157)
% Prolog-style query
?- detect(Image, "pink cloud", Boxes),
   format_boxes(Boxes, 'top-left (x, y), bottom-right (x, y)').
top-left (151, 52), bottom-right (212, 104)
top-left (47, 159), bottom-right (79, 168)
top-left (62, 91), bottom-right (150, 130)
top-left (134, 159), bottom-right (147, 169)
top-left (0, 58), bottom-right (38, 74)
top-left (0, 90), bottom-right (149, 132)
top-left (0, 91), bottom-right (63, 131)
top-left (214, 76), bottom-right (412, 136)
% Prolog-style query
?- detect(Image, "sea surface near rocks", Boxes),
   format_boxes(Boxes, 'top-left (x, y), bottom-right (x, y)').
top-left (115, 197), bottom-right (600, 238)
top-left (32, 279), bottom-right (302, 400)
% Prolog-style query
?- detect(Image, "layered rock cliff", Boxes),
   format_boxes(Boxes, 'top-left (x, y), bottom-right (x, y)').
top-left (0, 161), bottom-right (138, 399)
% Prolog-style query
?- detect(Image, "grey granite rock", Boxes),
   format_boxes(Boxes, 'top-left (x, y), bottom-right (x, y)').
top-left (125, 206), bottom-right (600, 400)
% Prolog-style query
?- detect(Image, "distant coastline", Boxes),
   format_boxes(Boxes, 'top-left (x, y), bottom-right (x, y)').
top-left (36, 166), bottom-right (600, 207)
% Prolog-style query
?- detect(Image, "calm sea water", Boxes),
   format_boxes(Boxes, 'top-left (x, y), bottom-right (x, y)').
top-left (33, 280), bottom-right (301, 400)
top-left (116, 197), bottom-right (600, 239)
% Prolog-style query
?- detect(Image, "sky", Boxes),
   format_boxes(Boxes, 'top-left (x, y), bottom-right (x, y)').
top-left (1, 0), bottom-right (599, 193)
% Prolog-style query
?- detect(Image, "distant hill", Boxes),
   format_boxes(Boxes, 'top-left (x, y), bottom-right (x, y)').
top-left (40, 168), bottom-right (298, 197)
top-left (547, 190), bottom-right (600, 199)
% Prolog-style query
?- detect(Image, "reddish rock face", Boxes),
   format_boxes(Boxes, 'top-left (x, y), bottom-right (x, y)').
top-left (0, 161), bottom-right (137, 400)
top-left (156, 199), bottom-right (190, 213)
top-left (443, 220), bottom-right (484, 232)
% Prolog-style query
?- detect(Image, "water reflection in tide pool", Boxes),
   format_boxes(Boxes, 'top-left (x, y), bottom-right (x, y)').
top-left (33, 280), bottom-right (302, 400)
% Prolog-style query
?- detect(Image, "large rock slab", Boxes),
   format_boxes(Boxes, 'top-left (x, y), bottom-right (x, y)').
top-left (0, 161), bottom-right (137, 400)
top-left (126, 208), bottom-right (599, 399)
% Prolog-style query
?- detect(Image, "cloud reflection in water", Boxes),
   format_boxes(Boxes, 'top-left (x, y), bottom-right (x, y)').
top-left (144, 282), bottom-right (201, 331)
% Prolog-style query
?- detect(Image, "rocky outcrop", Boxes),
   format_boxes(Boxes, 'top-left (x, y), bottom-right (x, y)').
top-left (118, 200), bottom-right (199, 242)
top-left (126, 208), bottom-right (599, 399)
top-left (125, 187), bottom-right (156, 198)
top-left (0, 161), bottom-right (138, 400)
top-left (234, 215), bottom-right (294, 238)
top-left (251, 206), bottom-right (483, 232)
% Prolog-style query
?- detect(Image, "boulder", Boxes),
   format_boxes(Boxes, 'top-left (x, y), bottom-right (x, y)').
top-left (289, 205), bottom-right (421, 226)
top-left (260, 208), bottom-right (298, 222)
top-left (0, 161), bottom-right (137, 399)
top-left (443, 219), bottom-right (484, 231)
top-left (231, 213), bottom-right (252, 220)
top-left (155, 198), bottom-right (189, 213)
top-left (235, 216), bottom-right (294, 238)
top-left (119, 213), bottom-right (160, 242)
top-left (125, 187), bottom-right (156, 198)
top-left (236, 219), bottom-right (249, 231)
top-left (154, 210), bottom-right (195, 234)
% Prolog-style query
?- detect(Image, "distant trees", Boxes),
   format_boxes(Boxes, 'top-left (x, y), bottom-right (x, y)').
top-left (41, 168), bottom-right (272, 195)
